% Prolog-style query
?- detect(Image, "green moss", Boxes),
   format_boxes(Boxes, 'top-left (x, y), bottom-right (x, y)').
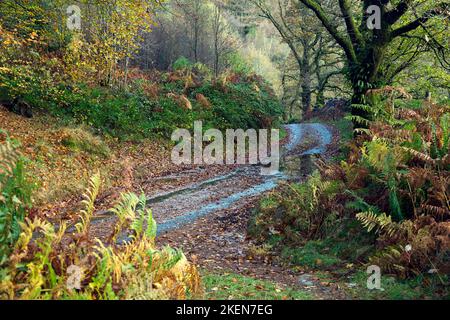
top-left (282, 241), bottom-right (342, 269)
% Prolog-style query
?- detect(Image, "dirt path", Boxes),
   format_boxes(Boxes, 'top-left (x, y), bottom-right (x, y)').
top-left (88, 123), bottom-right (348, 299)
top-left (154, 123), bottom-right (333, 233)
top-left (152, 123), bottom-right (348, 300)
top-left (90, 124), bottom-right (328, 236)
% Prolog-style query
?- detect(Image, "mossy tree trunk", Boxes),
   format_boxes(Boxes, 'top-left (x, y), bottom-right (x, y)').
top-left (298, 0), bottom-right (448, 126)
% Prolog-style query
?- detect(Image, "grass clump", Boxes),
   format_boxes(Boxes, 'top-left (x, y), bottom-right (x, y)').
top-left (203, 272), bottom-right (312, 300)
top-left (282, 242), bottom-right (342, 269)
top-left (346, 270), bottom-right (449, 300)
top-left (60, 127), bottom-right (110, 158)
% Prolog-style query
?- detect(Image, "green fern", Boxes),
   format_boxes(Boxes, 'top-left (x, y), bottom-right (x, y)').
top-left (1, 173), bottom-right (201, 300)
top-left (362, 139), bottom-right (404, 220)
top-left (346, 114), bottom-right (371, 127)
top-left (356, 211), bottom-right (399, 238)
top-left (109, 192), bottom-right (142, 243)
top-left (345, 190), bottom-right (380, 213)
top-left (129, 194), bottom-right (157, 241)
top-left (369, 245), bottom-right (405, 275)
top-left (75, 173), bottom-right (101, 235)
top-left (0, 138), bottom-right (31, 265)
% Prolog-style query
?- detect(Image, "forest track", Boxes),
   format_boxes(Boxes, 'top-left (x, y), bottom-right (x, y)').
top-left (155, 122), bottom-right (348, 300)
top-left (155, 123), bottom-right (333, 234)
top-left (88, 122), bottom-right (347, 299)
top-left (89, 123), bottom-right (333, 237)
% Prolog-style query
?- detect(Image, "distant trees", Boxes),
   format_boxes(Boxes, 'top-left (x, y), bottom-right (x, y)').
top-left (0, 0), bottom-right (160, 87)
top-left (248, 0), bottom-right (345, 116)
top-left (172, 0), bottom-right (209, 63)
top-left (241, 0), bottom-right (449, 120)
top-left (70, 0), bottom-right (159, 86)
top-left (211, 4), bottom-right (237, 77)
top-left (135, 0), bottom-right (239, 74)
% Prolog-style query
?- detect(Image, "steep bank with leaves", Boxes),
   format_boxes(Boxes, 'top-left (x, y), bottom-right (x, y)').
top-left (0, 19), bottom-right (281, 139)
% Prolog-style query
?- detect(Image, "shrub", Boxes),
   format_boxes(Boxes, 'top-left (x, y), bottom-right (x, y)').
top-left (172, 57), bottom-right (193, 71)
top-left (225, 52), bottom-right (253, 75)
top-left (337, 96), bottom-right (449, 278)
top-left (250, 171), bottom-right (344, 245)
top-left (2, 46), bottom-right (282, 140)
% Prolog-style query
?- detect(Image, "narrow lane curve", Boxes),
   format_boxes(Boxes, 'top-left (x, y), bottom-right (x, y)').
top-left (156, 123), bottom-right (333, 234)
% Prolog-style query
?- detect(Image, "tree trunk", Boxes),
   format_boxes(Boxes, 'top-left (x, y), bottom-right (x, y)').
top-left (301, 44), bottom-right (312, 116)
top-left (316, 88), bottom-right (325, 108)
top-left (301, 81), bottom-right (312, 115)
top-left (351, 84), bottom-right (371, 126)
top-left (349, 44), bottom-right (387, 127)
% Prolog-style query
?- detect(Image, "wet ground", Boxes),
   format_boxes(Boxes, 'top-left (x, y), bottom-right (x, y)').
top-left (156, 123), bottom-right (347, 300)
top-left (154, 123), bottom-right (333, 233)
top-left (89, 123), bottom-right (331, 236)
top-left (88, 123), bottom-right (348, 299)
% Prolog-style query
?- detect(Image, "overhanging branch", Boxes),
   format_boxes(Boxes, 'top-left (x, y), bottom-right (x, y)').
top-left (391, 4), bottom-right (449, 38)
top-left (338, 0), bottom-right (363, 47)
top-left (298, 0), bottom-right (356, 63)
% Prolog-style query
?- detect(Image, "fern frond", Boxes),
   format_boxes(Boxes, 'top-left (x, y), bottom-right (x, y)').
top-left (420, 204), bottom-right (449, 218)
top-left (345, 190), bottom-right (380, 213)
top-left (362, 138), bottom-right (390, 172)
top-left (354, 128), bottom-right (372, 135)
top-left (345, 115), bottom-right (371, 127)
top-left (109, 192), bottom-right (140, 243)
top-left (356, 211), bottom-right (399, 237)
top-left (402, 147), bottom-right (439, 166)
top-left (369, 245), bottom-right (405, 275)
top-left (0, 140), bottom-right (19, 201)
top-left (351, 104), bottom-right (372, 112)
top-left (145, 209), bottom-right (157, 240)
top-left (75, 173), bottom-right (101, 235)
top-left (129, 194), bottom-right (157, 241)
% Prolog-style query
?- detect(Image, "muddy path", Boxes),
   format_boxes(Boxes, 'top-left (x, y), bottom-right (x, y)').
top-left (90, 123), bottom-right (330, 236)
top-left (156, 123), bottom-right (347, 300)
top-left (90, 123), bottom-right (347, 299)
top-left (154, 123), bottom-right (333, 233)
